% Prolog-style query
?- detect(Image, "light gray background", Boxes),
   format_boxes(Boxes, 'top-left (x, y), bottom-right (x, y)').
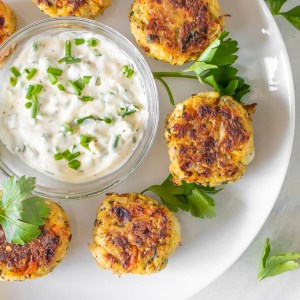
top-left (191, 1), bottom-right (300, 299)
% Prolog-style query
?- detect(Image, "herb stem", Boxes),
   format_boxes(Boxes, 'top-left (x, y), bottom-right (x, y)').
top-left (153, 72), bottom-right (198, 80)
top-left (155, 77), bottom-right (175, 107)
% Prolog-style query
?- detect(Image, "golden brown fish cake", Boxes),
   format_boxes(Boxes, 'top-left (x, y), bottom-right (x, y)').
top-left (0, 200), bottom-right (71, 281)
top-left (33, 0), bottom-right (112, 18)
top-left (90, 193), bottom-right (181, 275)
top-left (165, 92), bottom-right (256, 187)
top-left (129, 0), bottom-right (224, 65)
top-left (0, 1), bottom-right (17, 45)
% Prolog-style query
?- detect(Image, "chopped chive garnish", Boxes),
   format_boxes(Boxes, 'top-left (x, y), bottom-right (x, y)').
top-left (25, 102), bottom-right (32, 109)
top-left (26, 68), bottom-right (37, 81)
top-left (61, 149), bottom-right (72, 160)
top-left (31, 95), bottom-right (39, 119)
top-left (54, 153), bottom-right (63, 161)
top-left (32, 84), bottom-right (43, 96)
top-left (26, 85), bottom-right (34, 100)
top-left (47, 66), bottom-right (63, 76)
top-left (57, 83), bottom-right (65, 91)
top-left (113, 135), bottom-right (121, 149)
top-left (68, 80), bottom-right (82, 95)
top-left (74, 78), bottom-right (85, 90)
top-left (65, 40), bottom-right (72, 58)
top-left (120, 105), bottom-right (139, 117)
top-left (75, 115), bottom-right (95, 125)
top-left (58, 57), bottom-right (69, 64)
top-left (133, 136), bottom-right (137, 143)
top-left (67, 152), bottom-right (80, 161)
top-left (10, 67), bottom-right (21, 77)
top-left (123, 65), bottom-right (134, 78)
top-left (48, 73), bottom-right (58, 85)
top-left (87, 38), bottom-right (98, 47)
top-left (83, 76), bottom-right (92, 85)
top-left (10, 77), bottom-right (17, 87)
top-left (33, 42), bottom-right (38, 51)
top-left (103, 117), bottom-right (113, 124)
top-left (80, 135), bottom-right (93, 151)
top-left (75, 38), bottom-right (85, 45)
top-left (65, 58), bottom-right (82, 65)
top-left (79, 96), bottom-right (94, 102)
top-left (25, 69), bottom-right (30, 74)
top-left (68, 160), bottom-right (81, 170)
top-left (75, 115), bottom-right (113, 125)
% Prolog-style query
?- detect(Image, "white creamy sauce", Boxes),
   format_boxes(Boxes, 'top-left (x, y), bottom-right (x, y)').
top-left (0, 31), bottom-right (148, 183)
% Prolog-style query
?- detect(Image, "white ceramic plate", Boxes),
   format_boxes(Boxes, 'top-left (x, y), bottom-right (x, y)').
top-left (0, 0), bottom-right (295, 299)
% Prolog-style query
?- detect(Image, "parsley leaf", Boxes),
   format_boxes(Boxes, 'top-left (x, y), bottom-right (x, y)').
top-left (265, 0), bottom-right (287, 15)
top-left (281, 6), bottom-right (300, 30)
top-left (265, 0), bottom-right (300, 30)
top-left (258, 238), bottom-right (300, 281)
top-left (0, 176), bottom-right (49, 245)
top-left (153, 31), bottom-right (250, 105)
top-left (142, 175), bottom-right (221, 218)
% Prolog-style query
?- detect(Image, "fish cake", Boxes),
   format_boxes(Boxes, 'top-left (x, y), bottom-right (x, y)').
top-left (90, 193), bottom-right (181, 275)
top-left (33, 0), bottom-right (112, 18)
top-left (165, 92), bottom-right (256, 187)
top-left (129, 0), bottom-right (224, 65)
top-left (0, 1), bottom-right (17, 45)
top-left (0, 200), bottom-right (71, 281)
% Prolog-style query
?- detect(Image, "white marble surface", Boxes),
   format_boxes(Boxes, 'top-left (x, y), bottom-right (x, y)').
top-left (190, 1), bottom-right (300, 299)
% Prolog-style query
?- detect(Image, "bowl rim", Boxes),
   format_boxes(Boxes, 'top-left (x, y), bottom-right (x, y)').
top-left (0, 17), bottom-right (159, 200)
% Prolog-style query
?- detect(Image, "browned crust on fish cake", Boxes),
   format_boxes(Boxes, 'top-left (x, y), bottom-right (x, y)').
top-left (0, 1), bottom-right (17, 45)
top-left (90, 193), bottom-right (181, 275)
top-left (165, 92), bottom-right (256, 186)
top-left (129, 0), bottom-right (224, 65)
top-left (33, 0), bottom-right (112, 18)
top-left (0, 200), bottom-right (71, 281)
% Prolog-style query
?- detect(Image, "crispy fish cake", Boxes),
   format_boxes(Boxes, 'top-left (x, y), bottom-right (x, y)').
top-left (165, 92), bottom-right (256, 187)
top-left (90, 193), bottom-right (181, 275)
top-left (0, 1), bottom-right (17, 45)
top-left (129, 0), bottom-right (224, 65)
top-left (33, 0), bottom-right (112, 18)
top-left (0, 200), bottom-right (71, 281)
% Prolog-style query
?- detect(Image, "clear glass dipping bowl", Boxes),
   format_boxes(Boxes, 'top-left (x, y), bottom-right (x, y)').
top-left (0, 17), bottom-right (159, 200)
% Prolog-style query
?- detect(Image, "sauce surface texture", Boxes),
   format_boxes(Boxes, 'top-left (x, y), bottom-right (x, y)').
top-left (0, 31), bottom-right (148, 182)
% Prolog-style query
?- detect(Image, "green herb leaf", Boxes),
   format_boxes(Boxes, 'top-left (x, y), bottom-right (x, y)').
top-left (26, 68), bottom-right (37, 81)
top-left (153, 31), bottom-right (250, 105)
top-left (10, 67), bottom-right (21, 77)
top-left (258, 238), bottom-right (300, 281)
top-left (74, 38), bottom-right (85, 45)
top-left (281, 6), bottom-right (300, 30)
top-left (47, 66), bottom-right (63, 76)
top-left (80, 135), bottom-right (94, 151)
top-left (75, 115), bottom-right (113, 125)
top-left (31, 95), bottom-right (39, 119)
top-left (123, 65), bottom-right (135, 78)
top-left (9, 77), bottom-right (17, 87)
top-left (120, 105), bottom-right (139, 117)
top-left (87, 38), bottom-right (98, 47)
top-left (68, 160), bottom-right (81, 170)
top-left (0, 176), bottom-right (49, 245)
top-left (143, 174), bottom-right (221, 218)
top-left (265, 0), bottom-right (300, 30)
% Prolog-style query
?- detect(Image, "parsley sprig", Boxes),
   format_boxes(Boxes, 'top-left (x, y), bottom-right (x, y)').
top-left (258, 238), bottom-right (300, 280)
top-left (265, 0), bottom-right (300, 30)
top-left (153, 31), bottom-right (250, 106)
top-left (0, 176), bottom-right (49, 245)
top-left (143, 175), bottom-right (221, 218)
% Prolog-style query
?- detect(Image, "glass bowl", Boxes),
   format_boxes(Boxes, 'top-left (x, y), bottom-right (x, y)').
top-left (0, 17), bottom-right (159, 200)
